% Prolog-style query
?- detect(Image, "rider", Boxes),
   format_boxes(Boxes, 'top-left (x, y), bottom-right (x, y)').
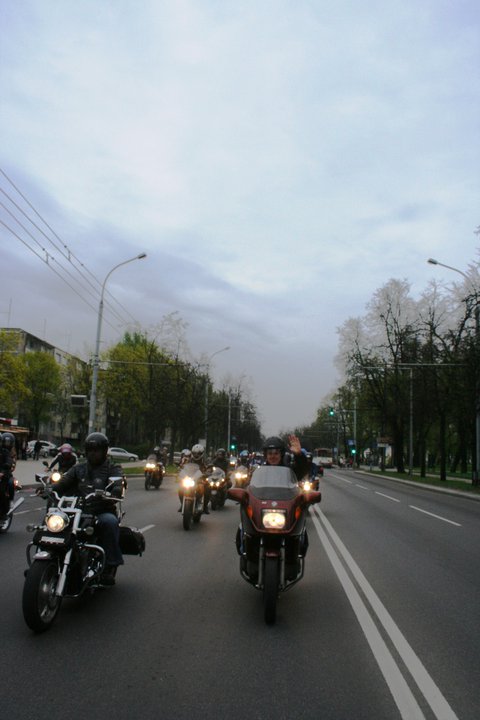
top-left (212, 447), bottom-right (229, 473)
top-left (190, 443), bottom-right (211, 514)
top-left (48, 443), bottom-right (78, 474)
top-left (0, 432), bottom-right (16, 519)
top-left (263, 435), bottom-right (308, 480)
top-left (52, 432), bottom-right (124, 586)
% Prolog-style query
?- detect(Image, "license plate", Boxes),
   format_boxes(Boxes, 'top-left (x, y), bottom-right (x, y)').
top-left (40, 536), bottom-right (65, 544)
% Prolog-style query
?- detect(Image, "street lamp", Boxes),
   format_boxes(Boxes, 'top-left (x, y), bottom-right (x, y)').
top-left (203, 346), bottom-right (230, 452)
top-left (427, 257), bottom-right (480, 484)
top-left (88, 252), bottom-right (147, 432)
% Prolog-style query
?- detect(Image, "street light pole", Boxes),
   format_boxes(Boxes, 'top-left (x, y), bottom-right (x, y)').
top-left (427, 257), bottom-right (480, 484)
top-left (88, 252), bottom-right (147, 433)
top-left (203, 346), bottom-right (230, 453)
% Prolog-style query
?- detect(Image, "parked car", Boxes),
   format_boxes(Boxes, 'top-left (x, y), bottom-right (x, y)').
top-left (27, 440), bottom-right (58, 458)
top-left (107, 447), bottom-right (139, 462)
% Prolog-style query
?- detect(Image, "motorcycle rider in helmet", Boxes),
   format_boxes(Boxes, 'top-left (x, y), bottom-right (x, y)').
top-left (52, 433), bottom-right (125, 585)
top-left (0, 432), bottom-right (16, 520)
top-left (184, 443), bottom-right (211, 514)
top-left (48, 443), bottom-right (78, 474)
top-left (262, 434), bottom-right (308, 480)
top-left (212, 447), bottom-right (229, 473)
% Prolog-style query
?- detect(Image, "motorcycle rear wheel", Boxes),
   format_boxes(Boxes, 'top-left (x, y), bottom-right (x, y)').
top-left (263, 557), bottom-right (279, 625)
top-left (23, 560), bottom-right (62, 632)
top-left (182, 499), bottom-right (193, 530)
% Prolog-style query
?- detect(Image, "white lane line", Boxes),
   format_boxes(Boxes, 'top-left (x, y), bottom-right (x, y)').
top-left (338, 477), bottom-right (353, 484)
top-left (375, 491), bottom-right (400, 503)
top-left (409, 506), bottom-right (461, 527)
top-left (311, 509), bottom-right (426, 720)
top-left (139, 524), bottom-right (155, 533)
top-left (356, 484), bottom-right (369, 490)
top-left (312, 507), bottom-right (458, 720)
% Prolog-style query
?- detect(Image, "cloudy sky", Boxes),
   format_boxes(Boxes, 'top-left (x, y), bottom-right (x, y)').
top-left (1, 0), bottom-right (479, 436)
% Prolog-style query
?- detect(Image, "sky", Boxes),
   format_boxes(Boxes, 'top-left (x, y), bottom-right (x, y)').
top-left (1, 0), bottom-right (479, 436)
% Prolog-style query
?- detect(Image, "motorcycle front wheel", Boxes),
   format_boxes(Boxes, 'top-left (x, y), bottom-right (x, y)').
top-left (145, 473), bottom-right (152, 491)
top-left (23, 560), bottom-right (62, 632)
top-left (182, 499), bottom-right (193, 530)
top-left (263, 556), bottom-right (279, 625)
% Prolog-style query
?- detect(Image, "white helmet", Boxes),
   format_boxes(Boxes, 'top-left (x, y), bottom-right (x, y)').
top-left (191, 444), bottom-right (204, 461)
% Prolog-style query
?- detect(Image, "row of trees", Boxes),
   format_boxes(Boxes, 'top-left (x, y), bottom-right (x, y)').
top-left (295, 253), bottom-right (480, 483)
top-left (0, 318), bottom-right (263, 458)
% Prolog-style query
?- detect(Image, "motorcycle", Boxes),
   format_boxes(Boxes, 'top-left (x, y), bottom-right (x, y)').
top-left (207, 466), bottom-right (228, 510)
top-left (144, 455), bottom-right (164, 490)
top-left (0, 472), bottom-right (25, 533)
top-left (22, 476), bottom-right (145, 633)
top-left (231, 464), bottom-right (250, 489)
top-left (178, 462), bottom-right (206, 530)
top-left (228, 465), bottom-right (321, 625)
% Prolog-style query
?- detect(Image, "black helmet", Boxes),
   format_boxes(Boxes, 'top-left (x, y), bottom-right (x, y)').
top-left (263, 436), bottom-right (286, 463)
top-left (215, 448), bottom-right (226, 457)
top-left (85, 432), bottom-right (109, 465)
top-left (1, 432), bottom-right (15, 449)
top-left (85, 432), bottom-right (109, 450)
top-left (263, 436), bottom-right (285, 452)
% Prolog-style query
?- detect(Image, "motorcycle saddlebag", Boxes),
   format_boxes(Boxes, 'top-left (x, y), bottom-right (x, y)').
top-left (119, 525), bottom-right (145, 555)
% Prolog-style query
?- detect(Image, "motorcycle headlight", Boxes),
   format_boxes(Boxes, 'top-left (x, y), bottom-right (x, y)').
top-left (51, 471), bottom-right (62, 483)
top-left (182, 477), bottom-right (195, 488)
top-left (145, 463), bottom-right (156, 470)
top-left (45, 511), bottom-right (69, 533)
top-left (262, 509), bottom-right (286, 529)
top-left (302, 481), bottom-right (312, 492)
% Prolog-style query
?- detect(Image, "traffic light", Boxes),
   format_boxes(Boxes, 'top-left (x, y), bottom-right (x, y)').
top-left (230, 443), bottom-right (236, 451)
top-left (230, 436), bottom-right (237, 451)
top-left (351, 446), bottom-right (356, 456)
top-left (328, 407), bottom-right (335, 416)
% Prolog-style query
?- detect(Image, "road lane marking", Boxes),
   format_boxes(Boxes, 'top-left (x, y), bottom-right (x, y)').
top-left (139, 524), bottom-right (155, 532)
top-left (375, 491), bottom-right (400, 503)
top-left (356, 484), bottom-right (369, 490)
top-left (409, 506), bottom-right (461, 527)
top-left (311, 507), bottom-right (458, 720)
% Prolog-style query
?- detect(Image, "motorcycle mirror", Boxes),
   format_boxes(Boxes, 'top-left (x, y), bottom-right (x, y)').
top-left (42, 460), bottom-right (49, 467)
top-left (227, 487), bottom-right (248, 504)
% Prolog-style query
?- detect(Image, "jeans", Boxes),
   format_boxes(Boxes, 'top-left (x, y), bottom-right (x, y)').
top-left (96, 513), bottom-right (124, 566)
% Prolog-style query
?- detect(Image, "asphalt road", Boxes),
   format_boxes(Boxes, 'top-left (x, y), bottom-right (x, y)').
top-left (1, 468), bottom-right (479, 720)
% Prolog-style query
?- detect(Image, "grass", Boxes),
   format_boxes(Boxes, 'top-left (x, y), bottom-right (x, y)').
top-left (370, 468), bottom-right (480, 494)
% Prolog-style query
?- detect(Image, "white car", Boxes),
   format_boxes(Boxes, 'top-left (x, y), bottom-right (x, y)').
top-left (107, 447), bottom-right (139, 462)
top-left (27, 440), bottom-right (58, 458)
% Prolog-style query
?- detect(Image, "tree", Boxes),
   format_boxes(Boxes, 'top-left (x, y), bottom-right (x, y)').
top-left (19, 352), bottom-right (61, 436)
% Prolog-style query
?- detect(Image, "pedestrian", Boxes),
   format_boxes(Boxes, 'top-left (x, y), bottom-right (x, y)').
top-left (33, 440), bottom-right (42, 461)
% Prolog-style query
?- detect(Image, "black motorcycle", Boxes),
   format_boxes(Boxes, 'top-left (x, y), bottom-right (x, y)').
top-left (0, 471), bottom-right (24, 533)
top-left (22, 476), bottom-right (145, 632)
top-left (144, 455), bottom-right (164, 490)
top-left (207, 466), bottom-right (228, 510)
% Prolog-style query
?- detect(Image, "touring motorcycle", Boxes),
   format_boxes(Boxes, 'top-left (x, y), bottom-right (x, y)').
top-left (207, 465), bottom-right (228, 510)
top-left (230, 464), bottom-right (250, 489)
top-left (228, 465), bottom-right (321, 625)
top-left (0, 471), bottom-right (25, 533)
top-left (144, 455), bottom-right (164, 490)
top-left (22, 476), bottom-right (145, 633)
top-left (177, 462), bottom-right (207, 530)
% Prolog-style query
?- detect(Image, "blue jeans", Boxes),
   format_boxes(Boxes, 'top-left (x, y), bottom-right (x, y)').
top-left (96, 513), bottom-right (124, 567)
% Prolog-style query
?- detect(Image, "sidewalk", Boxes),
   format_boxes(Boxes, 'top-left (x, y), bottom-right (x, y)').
top-left (13, 458), bottom-right (147, 489)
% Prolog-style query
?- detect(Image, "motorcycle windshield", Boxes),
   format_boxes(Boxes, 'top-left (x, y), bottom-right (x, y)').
top-left (178, 463), bottom-right (204, 482)
top-left (249, 466), bottom-right (300, 501)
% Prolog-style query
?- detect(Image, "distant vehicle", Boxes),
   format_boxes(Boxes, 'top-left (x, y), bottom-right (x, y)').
top-left (107, 447), bottom-right (139, 462)
top-left (27, 440), bottom-right (57, 458)
top-left (314, 448), bottom-right (333, 469)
